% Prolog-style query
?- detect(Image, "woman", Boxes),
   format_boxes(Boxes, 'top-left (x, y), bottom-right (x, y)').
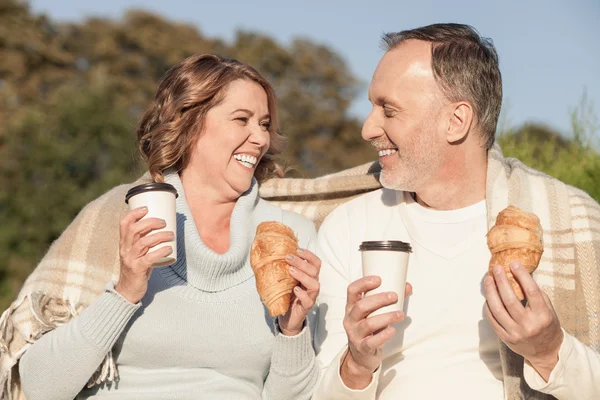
top-left (13, 54), bottom-right (321, 399)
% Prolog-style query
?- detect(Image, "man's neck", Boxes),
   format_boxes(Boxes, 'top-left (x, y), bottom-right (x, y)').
top-left (414, 149), bottom-right (487, 210)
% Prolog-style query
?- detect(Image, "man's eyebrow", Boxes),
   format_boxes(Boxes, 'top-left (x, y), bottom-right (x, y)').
top-left (371, 96), bottom-right (400, 108)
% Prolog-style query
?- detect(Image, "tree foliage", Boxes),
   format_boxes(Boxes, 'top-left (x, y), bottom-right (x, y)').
top-left (0, 0), bottom-right (598, 309)
top-left (0, 0), bottom-right (372, 307)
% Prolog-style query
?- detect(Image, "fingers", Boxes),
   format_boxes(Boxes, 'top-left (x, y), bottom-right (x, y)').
top-left (134, 231), bottom-right (175, 258)
top-left (356, 310), bottom-right (404, 338)
top-left (363, 326), bottom-right (397, 350)
top-left (125, 218), bottom-right (167, 249)
top-left (405, 282), bottom-right (413, 298)
top-left (347, 276), bottom-right (382, 311)
top-left (295, 248), bottom-right (321, 272)
top-left (484, 302), bottom-right (509, 339)
top-left (484, 275), bottom-right (518, 331)
top-left (120, 207), bottom-right (148, 242)
top-left (490, 265), bottom-right (525, 321)
top-left (141, 245), bottom-right (173, 266)
top-left (349, 292), bottom-right (398, 322)
top-left (509, 261), bottom-right (546, 310)
top-left (286, 253), bottom-right (319, 279)
top-left (289, 265), bottom-right (320, 292)
top-left (293, 286), bottom-right (316, 311)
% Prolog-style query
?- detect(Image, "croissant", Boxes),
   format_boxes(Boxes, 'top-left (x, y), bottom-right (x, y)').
top-left (487, 205), bottom-right (544, 300)
top-left (250, 221), bottom-right (299, 317)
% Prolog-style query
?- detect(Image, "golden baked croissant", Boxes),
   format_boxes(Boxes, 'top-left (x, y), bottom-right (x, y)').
top-left (487, 205), bottom-right (544, 300)
top-left (250, 221), bottom-right (299, 317)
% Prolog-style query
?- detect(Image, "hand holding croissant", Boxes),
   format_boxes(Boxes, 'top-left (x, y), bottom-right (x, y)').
top-left (250, 221), bottom-right (321, 336)
top-left (484, 206), bottom-right (563, 381)
top-left (487, 205), bottom-right (543, 300)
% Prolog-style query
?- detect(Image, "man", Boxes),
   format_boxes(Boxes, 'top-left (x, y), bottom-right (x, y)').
top-left (312, 23), bottom-right (600, 399)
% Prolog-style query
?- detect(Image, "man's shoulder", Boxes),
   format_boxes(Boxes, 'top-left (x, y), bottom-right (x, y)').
top-left (565, 185), bottom-right (600, 221)
top-left (503, 154), bottom-right (600, 217)
top-left (565, 185), bottom-right (600, 207)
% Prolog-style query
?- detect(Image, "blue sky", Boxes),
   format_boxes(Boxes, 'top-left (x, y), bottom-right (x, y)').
top-left (30, 0), bottom-right (599, 136)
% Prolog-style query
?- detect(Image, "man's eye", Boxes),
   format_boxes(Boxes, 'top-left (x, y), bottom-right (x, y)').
top-left (382, 107), bottom-right (394, 118)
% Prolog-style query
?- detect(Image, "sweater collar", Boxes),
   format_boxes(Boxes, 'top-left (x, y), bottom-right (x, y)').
top-left (164, 171), bottom-right (259, 292)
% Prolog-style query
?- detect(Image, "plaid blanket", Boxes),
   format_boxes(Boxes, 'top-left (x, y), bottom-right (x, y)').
top-left (1, 145), bottom-right (598, 399)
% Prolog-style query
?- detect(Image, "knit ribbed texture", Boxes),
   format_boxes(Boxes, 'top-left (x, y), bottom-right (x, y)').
top-left (15, 171), bottom-right (319, 399)
top-left (271, 323), bottom-right (315, 375)
top-left (165, 171), bottom-right (257, 292)
top-left (79, 284), bottom-right (140, 351)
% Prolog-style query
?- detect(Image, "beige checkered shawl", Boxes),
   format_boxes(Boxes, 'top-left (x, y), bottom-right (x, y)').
top-left (0, 145), bottom-right (598, 399)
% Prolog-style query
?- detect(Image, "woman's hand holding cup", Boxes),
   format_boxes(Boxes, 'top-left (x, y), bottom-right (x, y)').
top-left (115, 207), bottom-right (175, 304)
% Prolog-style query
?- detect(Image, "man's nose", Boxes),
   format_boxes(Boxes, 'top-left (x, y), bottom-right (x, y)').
top-left (361, 109), bottom-right (384, 142)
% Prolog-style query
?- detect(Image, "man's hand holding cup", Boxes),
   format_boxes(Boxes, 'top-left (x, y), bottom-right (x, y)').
top-left (340, 240), bottom-right (413, 389)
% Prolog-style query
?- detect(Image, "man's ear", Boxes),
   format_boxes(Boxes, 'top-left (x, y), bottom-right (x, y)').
top-left (446, 102), bottom-right (473, 144)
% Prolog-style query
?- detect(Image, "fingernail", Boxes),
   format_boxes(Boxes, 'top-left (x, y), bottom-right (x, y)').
top-left (294, 286), bottom-right (300, 293)
top-left (493, 265), bottom-right (503, 275)
top-left (286, 254), bottom-right (294, 262)
top-left (510, 261), bottom-right (521, 269)
top-left (289, 267), bottom-right (296, 274)
top-left (140, 206), bottom-right (148, 211)
top-left (396, 312), bottom-right (403, 319)
top-left (296, 248), bottom-right (304, 253)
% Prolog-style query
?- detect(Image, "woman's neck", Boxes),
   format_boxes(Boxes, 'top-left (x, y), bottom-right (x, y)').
top-left (179, 171), bottom-right (237, 254)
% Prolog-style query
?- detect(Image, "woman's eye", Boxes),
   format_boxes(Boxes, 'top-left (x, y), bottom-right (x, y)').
top-left (260, 122), bottom-right (271, 131)
top-left (235, 117), bottom-right (249, 123)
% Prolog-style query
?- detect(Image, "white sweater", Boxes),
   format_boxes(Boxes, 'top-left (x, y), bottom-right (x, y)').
top-left (312, 188), bottom-right (596, 399)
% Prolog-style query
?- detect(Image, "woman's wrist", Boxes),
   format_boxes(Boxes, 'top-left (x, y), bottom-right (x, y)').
top-left (277, 317), bottom-right (305, 336)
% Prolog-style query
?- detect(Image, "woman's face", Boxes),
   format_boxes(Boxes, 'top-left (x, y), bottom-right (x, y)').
top-left (185, 79), bottom-right (272, 200)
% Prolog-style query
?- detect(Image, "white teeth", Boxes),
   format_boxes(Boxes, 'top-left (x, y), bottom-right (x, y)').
top-left (378, 149), bottom-right (398, 157)
top-left (234, 154), bottom-right (257, 167)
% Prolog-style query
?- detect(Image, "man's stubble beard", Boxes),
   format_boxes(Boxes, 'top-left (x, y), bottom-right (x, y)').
top-left (379, 119), bottom-right (443, 193)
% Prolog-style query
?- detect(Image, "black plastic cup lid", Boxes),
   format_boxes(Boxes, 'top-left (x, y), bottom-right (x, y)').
top-left (125, 183), bottom-right (178, 204)
top-left (359, 240), bottom-right (412, 252)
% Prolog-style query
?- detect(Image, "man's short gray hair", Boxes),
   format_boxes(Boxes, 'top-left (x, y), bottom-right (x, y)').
top-left (382, 23), bottom-right (502, 149)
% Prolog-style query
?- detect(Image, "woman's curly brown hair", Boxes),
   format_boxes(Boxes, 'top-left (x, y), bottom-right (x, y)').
top-left (136, 54), bottom-right (286, 183)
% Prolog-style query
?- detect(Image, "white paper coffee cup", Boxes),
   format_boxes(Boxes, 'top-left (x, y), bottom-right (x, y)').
top-left (360, 240), bottom-right (412, 317)
top-left (125, 183), bottom-right (178, 267)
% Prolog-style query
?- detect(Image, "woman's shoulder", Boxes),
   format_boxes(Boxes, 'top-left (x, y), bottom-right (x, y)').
top-left (281, 209), bottom-right (316, 231)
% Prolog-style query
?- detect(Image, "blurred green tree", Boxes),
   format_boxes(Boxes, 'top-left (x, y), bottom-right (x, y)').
top-left (498, 92), bottom-right (600, 202)
top-left (0, 0), bottom-right (369, 307)
top-left (0, 0), bottom-right (598, 310)
top-left (0, 83), bottom-right (138, 304)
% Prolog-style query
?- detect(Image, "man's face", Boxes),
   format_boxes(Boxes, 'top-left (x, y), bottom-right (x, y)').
top-left (362, 40), bottom-right (447, 192)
